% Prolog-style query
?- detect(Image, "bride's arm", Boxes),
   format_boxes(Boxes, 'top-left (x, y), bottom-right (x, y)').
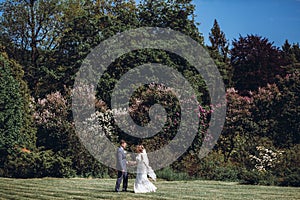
top-left (136, 154), bottom-right (141, 161)
top-left (132, 154), bottom-right (141, 165)
top-left (141, 153), bottom-right (157, 181)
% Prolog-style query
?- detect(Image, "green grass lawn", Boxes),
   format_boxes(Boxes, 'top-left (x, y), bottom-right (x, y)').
top-left (0, 178), bottom-right (299, 200)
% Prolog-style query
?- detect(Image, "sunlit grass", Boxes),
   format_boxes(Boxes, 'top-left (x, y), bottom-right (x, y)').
top-left (0, 178), bottom-right (299, 199)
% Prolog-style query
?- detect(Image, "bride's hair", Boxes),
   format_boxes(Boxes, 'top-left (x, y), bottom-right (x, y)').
top-left (136, 145), bottom-right (144, 153)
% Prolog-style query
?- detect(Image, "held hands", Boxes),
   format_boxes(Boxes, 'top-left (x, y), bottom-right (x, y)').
top-left (126, 161), bottom-right (137, 166)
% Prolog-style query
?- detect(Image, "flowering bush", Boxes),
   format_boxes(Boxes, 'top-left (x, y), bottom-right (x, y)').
top-left (216, 88), bottom-right (255, 162)
top-left (34, 91), bottom-right (71, 151)
top-left (251, 72), bottom-right (300, 147)
top-left (249, 146), bottom-right (284, 172)
top-left (33, 88), bottom-right (110, 178)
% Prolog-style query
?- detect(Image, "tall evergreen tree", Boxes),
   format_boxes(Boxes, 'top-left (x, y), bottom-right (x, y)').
top-left (207, 19), bottom-right (232, 87)
top-left (282, 40), bottom-right (297, 64)
top-left (208, 19), bottom-right (229, 62)
top-left (0, 54), bottom-right (23, 154)
top-left (291, 43), bottom-right (300, 62)
top-left (0, 50), bottom-right (36, 169)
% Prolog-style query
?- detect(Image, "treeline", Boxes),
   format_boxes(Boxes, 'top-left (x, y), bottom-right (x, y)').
top-left (0, 0), bottom-right (299, 186)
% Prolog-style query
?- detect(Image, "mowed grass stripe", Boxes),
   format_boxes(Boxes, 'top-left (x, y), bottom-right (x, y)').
top-left (0, 181), bottom-right (108, 193)
top-left (141, 180), bottom-right (299, 200)
top-left (0, 178), bottom-right (299, 200)
top-left (0, 187), bottom-right (64, 200)
top-left (0, 186), bottom-right (69, 199)
top-left (0, 192), bottom-right (27, 200)
top-left (0, 184), bottom-right (115, 199)
top-left (0, 178), bottom-right (115, 194)
top-left (0, 179), bottom-right (163, 200)
top-left (0, 184), bottom-right (90, 197)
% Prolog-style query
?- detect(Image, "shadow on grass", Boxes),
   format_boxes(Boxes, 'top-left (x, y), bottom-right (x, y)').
top-left (97, 189), bottom-right (135, 194)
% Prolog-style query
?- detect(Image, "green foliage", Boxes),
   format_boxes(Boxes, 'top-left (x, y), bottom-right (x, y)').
top-left (193, 151), bottom-right (240, 182)
top-left (35, 90), bottom-right (110, 178)
top-left (3, 149), bottom-right (75, 178)
top-left (279, 169), bottom-right (300, 187)
top-left (156, 167), bottom-right (190, 181)
top-left (0, 54), bottom-right (23, 154)
top-left (273, 144), bottom-right (300, 187)
top-left (282, 40), bottom-right (300, 66)
top-left (0, 53), bottom-right (36, 173)
top-left (7, 54), bottom-right (36, 150)
top-left (216, 88), bottom-right (255, 162)
top-left (273, 72), bottom-right (300, 145)
top-left (138, 0), bottom-right (203, 43)
top-left (239, 169), bottom-right (263, 185)
top-left (208, 19), bottom-right (229, 60)
top-left (282, 40), bottom-right (298, 64)
top-left (207, 19), bottom-right (232, 87)
top-left (251, 72), bottom-right (300, 147)
top-left (0, 0), bottom-right (64, 95)
top-left (0, 0), bottom-right (299, 184)
top-left (35, 92), bottom-right (72, 151)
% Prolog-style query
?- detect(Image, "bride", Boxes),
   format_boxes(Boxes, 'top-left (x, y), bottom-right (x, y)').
top-left (134, 145), bottom-right (157, 193)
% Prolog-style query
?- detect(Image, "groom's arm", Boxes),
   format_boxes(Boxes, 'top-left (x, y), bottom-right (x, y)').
top-left (117, 149), bottom-right (125, 172)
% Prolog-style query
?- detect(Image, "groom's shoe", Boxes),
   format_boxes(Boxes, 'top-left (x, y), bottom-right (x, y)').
top-left (122, 189), bottom-right (127, 192)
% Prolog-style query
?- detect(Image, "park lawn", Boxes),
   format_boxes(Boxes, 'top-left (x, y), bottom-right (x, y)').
top-left (0, 178), bottom-right (299, 200)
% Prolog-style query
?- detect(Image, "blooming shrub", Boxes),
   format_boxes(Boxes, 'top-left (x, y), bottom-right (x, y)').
top-left (216, 88), bottom-right (255, 162)
top-left (34, 89), bottom-right (110, 178)
top-left (249, 146), bottom-right (284, 172)
top-left (34, 91), bottom-right (71, 151)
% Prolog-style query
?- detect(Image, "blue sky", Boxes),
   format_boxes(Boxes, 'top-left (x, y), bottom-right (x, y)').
top-left (195, 0), bottom-right (300, 47)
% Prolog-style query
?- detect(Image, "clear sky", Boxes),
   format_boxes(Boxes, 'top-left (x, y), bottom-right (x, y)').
top-left (195, 0), bottom-right (300, 47)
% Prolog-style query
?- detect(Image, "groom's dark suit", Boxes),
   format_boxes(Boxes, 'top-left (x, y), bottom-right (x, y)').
top-left (115, 146), bottom-right (128, 192)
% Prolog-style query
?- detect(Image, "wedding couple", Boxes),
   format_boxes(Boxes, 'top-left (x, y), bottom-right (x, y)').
top-left (115, 140), bottom-right (157, 193)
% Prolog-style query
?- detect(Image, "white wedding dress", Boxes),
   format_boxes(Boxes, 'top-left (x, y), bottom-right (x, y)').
top-left (134, 150), bottom-right (157, 193)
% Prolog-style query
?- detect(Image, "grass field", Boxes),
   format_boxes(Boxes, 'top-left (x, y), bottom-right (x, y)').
top-left (0, 178), bottom-right (299, 200)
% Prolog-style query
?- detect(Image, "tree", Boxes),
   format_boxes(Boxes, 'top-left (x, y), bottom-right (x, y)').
top-left (230, 35), bottom-right (285, 95)
top-left (0, 0), bottom-right (64, 95)
top-left (96, 0), bottom-right (208, 105)
top-left (251, 72), bottom-right (300, 147)
top-left (282, 40), bottom-right (297, 64)
top-left (138, 0), bottom-right (203, 43)
top-left (0, 54), bottom-right (23, 155)
top-left (0, 51), bottom-right (36, 171)
top-left (1, 0), bottom-right (211, 177)
top-left (292, 43), bottom-right (300, 61)
top-left (281, 40), bottom-right (300, 75)
top-left (208, 19), bottom-right (229, 62)
top-left (34, 89), bottom-right (110, 178)
top-left (216, 88), bottom-right (255, 162)
top-left (207, 19), bottom-right (232, 87)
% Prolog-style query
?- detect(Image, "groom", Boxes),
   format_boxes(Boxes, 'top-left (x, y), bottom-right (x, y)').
top-left (115, 139), bottom-right (128, 192)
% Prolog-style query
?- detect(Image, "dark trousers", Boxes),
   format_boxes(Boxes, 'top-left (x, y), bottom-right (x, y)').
top-left (115, 171), bottom-right (128, 192)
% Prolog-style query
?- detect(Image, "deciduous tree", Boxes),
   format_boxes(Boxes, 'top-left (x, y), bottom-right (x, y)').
top-left (230, 35), bottom-right (285, 95)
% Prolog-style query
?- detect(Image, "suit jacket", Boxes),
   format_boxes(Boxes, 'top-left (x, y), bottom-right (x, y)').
top-left (116, 147), bottom-right (127, 171)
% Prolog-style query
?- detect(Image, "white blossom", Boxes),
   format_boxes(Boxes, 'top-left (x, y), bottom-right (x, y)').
top-left (249, 146), bottom-right (284, 172)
